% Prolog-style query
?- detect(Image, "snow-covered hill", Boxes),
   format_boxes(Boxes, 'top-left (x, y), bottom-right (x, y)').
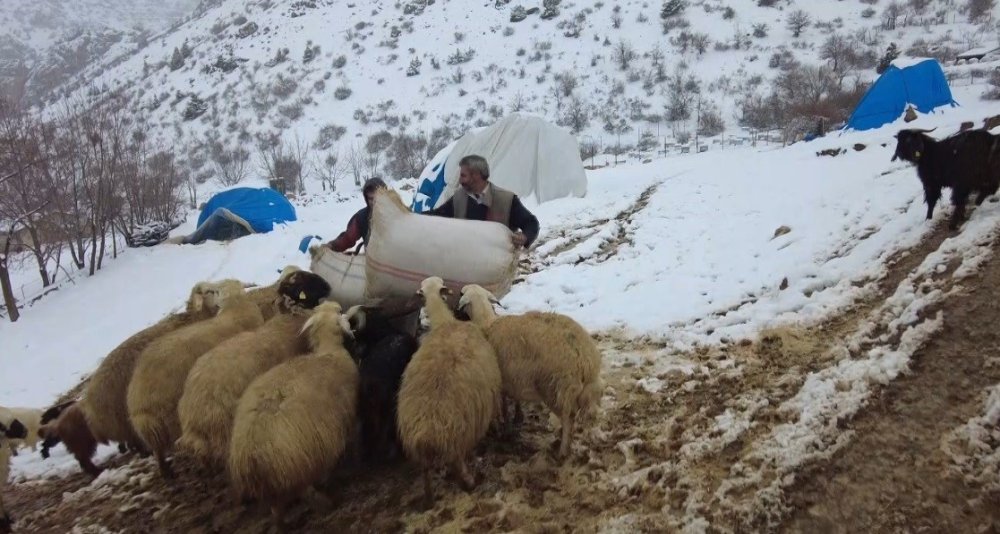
top-left (32, 0), bottom-right (1000, 186)
top-left (0, 0), bottom-right (200, 103)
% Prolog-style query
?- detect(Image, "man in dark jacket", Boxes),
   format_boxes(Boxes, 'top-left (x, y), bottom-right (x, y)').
top-left (425, 154), bottom-right (540, 248)
top-left (325, 177), bottom-right (387, 253)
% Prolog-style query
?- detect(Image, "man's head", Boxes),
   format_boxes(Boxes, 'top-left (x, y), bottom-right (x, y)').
top-left (362, 177), bottom-right (387, 208)
top-left (458, 155), bottom-right (489, 195)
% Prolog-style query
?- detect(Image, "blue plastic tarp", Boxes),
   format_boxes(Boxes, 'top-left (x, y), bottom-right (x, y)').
top-left (845, 59), bottom-right (957, 131)
top-left (196, 187), bottom-right (296, 234)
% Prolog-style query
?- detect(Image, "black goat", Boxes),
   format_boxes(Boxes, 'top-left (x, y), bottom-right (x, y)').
top-left (38, 400), bottom-right (75, 459)
top-left (892, 128), bottom-right (1000, 230)
top-left (344, 305), bottom-right (418, 464)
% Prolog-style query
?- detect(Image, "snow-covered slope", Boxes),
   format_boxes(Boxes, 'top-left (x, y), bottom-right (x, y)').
top-left (38, 0), bottom-right (1000, 183)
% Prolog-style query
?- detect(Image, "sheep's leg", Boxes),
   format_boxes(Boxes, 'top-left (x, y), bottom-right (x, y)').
top-left (0, 491), bottom-right (10, 534)
top-left (422, 469), bottom-right (434, 510)
top-left (558, 412), bottom-right (576, 461)
top-left (155, 451), bottom-right (175, 479)
top-left (77, 453), bottom-right (103, 478)
top-left (924, 185), bottom-right (941, 220)
top-left (453, 458), bottom-right (476, 491)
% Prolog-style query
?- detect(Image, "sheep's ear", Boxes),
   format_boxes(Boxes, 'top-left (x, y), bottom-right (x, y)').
top-left (457, 293), bottom-right (471, 310)
top-left (338, 315), bottom-right (355, 339)
top-left (6, 419), bottom-right (27, 439)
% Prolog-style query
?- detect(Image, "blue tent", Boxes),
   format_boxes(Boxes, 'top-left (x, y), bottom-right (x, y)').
top-left (182, 187), bottom-right (296, 244)
top-left (412, 161), bottom-right (448, 213)
top-left (845, 59), bottom-right (957, 131)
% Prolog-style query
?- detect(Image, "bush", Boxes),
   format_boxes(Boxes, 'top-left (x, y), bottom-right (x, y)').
top-left (332, 55), bottom-right (347, 68)
top-left (334, 86), bottom-right (352, 100)
top-left (236, 21), bottom-right (258, 38)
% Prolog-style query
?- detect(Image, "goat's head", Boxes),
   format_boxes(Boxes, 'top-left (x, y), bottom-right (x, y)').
top-left (344, 304), bottom-right (369, 333)
top-left (416, 276), bottom-right (452, 302)
top-left (892, 128), bottom-right (937, 163)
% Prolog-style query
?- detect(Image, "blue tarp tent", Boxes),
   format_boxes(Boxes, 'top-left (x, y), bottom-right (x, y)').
top-left (845, 58), bottom-right (957, 132)
top-left (181, 187), bottom-right (296, 244)
top-left (411, 140), bottom-right (456, 212)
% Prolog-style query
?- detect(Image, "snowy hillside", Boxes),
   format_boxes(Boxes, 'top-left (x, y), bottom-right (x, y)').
top-left (0, 0), bottom-right (200, 103)
top-left (35, 0), bottom-right (1000, 186)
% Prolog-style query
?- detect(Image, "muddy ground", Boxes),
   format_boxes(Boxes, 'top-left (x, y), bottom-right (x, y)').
top-left (7, 219), bottom-right (1000, 533)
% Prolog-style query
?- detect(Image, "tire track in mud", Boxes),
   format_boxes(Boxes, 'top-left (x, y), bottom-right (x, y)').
top-left (781, 234), bottom-right (1000, 534)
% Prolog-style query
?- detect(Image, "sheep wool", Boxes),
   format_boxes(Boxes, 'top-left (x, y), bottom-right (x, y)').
top-left (127, 280), bottom-right (264, 478)
top-left (0, 418), bottom-right (26, 534)
top-left (397, 277), bottom-right (501, 507)
top-left (459, 284), bottom-right (603, 459)
top-left (79, 282), bottom-right (218, 452)
top-left (0, 407), bottom-right (42, 455)
top-left (228, 301), bottom-right (358, 525)
top-left (177, 310), bottom-right (313, 468)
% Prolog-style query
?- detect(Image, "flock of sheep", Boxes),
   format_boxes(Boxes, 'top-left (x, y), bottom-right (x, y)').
top-left (0, 261), bottom-right (603, 531)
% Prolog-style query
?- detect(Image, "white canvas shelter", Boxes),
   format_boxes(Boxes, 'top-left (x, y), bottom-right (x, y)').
top-left (412, 113), bottom-right (588, 211)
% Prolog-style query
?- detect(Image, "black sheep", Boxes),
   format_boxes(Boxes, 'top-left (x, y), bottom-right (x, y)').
top-left (344, 305), bottom-right (418, 463)
top-left (892, 128), bottom-right (1000, 230)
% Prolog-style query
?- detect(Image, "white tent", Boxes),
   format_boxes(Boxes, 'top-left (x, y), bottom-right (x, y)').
top-left (411, 113), bottom-right (587, 212)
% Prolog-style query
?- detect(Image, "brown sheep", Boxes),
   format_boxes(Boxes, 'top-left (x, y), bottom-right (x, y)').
top-left (458, 284), bottom-right (603, 460)
top-left (228, 300), bottom-right (358, 527)
top-left (176, 272), bottom-right (331, 469)
top-left (36, 401), bottom-right (101, 478)
top-left (79, 282), bottom-right (218, 456)
top-left (397, 277), bottom-right (501, 508)
top-left (127, 279), bottom-right (264, 478)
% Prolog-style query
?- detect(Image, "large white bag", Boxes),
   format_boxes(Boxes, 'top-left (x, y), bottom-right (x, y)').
top-left (309, 247), bottom-right (367, 308)
top-left (365, 188), bottom-right (519, 301)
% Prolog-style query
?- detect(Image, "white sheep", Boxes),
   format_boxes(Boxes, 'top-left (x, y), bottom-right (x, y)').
top-left (127, 279), bottom-right (265, 478)
top-left (79, 281), bottom-right (218, 456)
top-left (0, 418), bottom-right (27, 534)
top-left (397, 276), bottom-right (501, 508)
top-left (228, 300), bottom-right (359, 527)
top-left (458, 284), bottom-right (603, 460)
top-left (0, 407), bottom-right (43, 455)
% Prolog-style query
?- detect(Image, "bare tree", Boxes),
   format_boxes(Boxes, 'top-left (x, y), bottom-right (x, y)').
top-left (614, 40), bottom-right (638, 70)
top-left (786, 10), bottom-right (811, 38)
top-left (386, 130), bottom-right (428, 179)
top-left (311, 148), bottom-right (343, 192)
top-left (211, 143), bottom-right (251, 186)
top-left (346, 142), bottom-right (365, 186)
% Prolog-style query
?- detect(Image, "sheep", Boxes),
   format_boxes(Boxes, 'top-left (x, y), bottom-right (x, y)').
top-left (176, 271), bottom-right (331, 469)
top-left (36, 401), bottom-right (102, 478)
top-left (245, 265), bottom-right (304, 320)
top-left (343, 304), bottom-right (418, 463)
top-left (79, 281), bottom-right (219, 458)
top-left (892, 128), bottom-right (1000, 230)
top-left (127, 279), bottom-right (265, 478)
top-left (0, 418), bottom-right (27, 534)
top-left (397, 276), bottom-right (501, 509)
top-left (228, 300), bottom-right (359, 526)
top-left (0, 407), bottom-right (42, 456)
top-left (458, 284), bottom-right (603, 460)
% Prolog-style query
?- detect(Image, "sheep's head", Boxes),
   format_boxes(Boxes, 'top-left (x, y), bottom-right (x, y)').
top-left (416, 276), bottom-right (452, 302)
top-left (277, 271), bottom-right (332, 311)
top-left (892, 128), bottom-right (936, 163)
top-left (40, 400), bottom-right (74, 426)
top-left (186, 281), bottom-right (219, 315)
top-left (203, 279), bottom-right (246, 309)
top-left (302, 300), bottom-right (354, 340)
top-left (1, 418), bottom-right (27, 440)
top-left (458, 284), bottom-right (501, 319)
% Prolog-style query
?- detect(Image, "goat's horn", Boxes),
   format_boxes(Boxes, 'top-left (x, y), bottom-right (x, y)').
top-left (914, 127), bottom-right (937, 133)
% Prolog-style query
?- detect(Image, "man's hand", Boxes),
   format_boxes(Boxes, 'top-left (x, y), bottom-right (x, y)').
top-left (511, 231), bottom-right (527, 248)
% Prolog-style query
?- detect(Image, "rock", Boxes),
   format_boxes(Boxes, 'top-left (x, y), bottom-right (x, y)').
top-left (773, 225), bottom-right (792, 238)
top-left (903, 106), bottom-right (918, 123)
top-left (960, 121), bottom-right (975, 131)
top-left (779, 277), bottom-right (789, 290)
top-left (985, 114), bottom-right (1000, 131)
top-left (816, 148), bottom-right (843, 157)
top-left (852, 143), bottom-right (866, 151)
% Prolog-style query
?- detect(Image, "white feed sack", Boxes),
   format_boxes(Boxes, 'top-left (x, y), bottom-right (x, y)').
top-left (365, 189), bottom-right (519, 303)
top-left (309, 247), bottom-right (367, 308)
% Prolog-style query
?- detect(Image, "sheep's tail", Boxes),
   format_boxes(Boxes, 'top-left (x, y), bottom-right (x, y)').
top-left (130, 412), bottom-right (171, 456)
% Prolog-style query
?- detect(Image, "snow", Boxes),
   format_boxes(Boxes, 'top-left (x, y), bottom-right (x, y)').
top-left (942, 383), bottom-right (1000, 491)
top-left (8, 443), bottom-right (119, 482)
